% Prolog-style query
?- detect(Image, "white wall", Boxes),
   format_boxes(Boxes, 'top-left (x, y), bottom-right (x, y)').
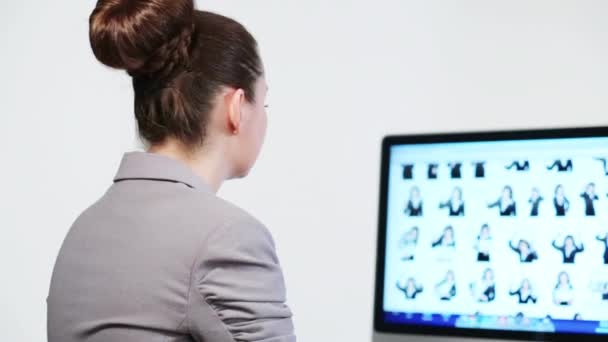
top-left (2, 0), bottom-right (608, 341)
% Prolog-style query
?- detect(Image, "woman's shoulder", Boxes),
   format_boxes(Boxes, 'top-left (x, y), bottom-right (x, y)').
top-left (183, 191), bottom-right (275, 246)
top-left (168, 185), bottom-right (264, 225)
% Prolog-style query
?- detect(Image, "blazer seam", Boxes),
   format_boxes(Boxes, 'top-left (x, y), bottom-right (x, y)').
top-left (185, 216), bottom-right (246, 338)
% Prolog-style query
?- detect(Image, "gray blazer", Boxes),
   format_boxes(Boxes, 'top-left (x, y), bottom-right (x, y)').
top-left (47, 152), bottom-right (295, 342)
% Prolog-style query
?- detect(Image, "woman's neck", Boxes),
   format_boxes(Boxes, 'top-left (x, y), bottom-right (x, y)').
top-left (148, 140), bottom-right (230, 193)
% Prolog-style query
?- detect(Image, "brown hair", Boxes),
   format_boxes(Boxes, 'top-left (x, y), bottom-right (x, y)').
top-left (89, 0), bottom-right (263, 148)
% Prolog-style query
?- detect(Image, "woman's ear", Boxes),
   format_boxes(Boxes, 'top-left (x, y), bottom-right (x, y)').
top-left (226, 88), bottom-right (246, 134)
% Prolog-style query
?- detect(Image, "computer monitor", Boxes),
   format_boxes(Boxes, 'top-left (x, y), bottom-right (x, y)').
top-left (373, 127), bottom-right (608, 342)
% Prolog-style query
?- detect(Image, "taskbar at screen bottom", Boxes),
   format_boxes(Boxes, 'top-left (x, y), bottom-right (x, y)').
top-left (383, 311), bottom-right (608, 335)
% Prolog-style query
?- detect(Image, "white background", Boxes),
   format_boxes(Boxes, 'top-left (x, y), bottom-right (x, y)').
top-left (2, 1), bottom-right (608, 341)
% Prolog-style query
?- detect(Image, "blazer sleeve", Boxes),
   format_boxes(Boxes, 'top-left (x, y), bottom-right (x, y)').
top-left (188, 217), bottom-right (296, 342)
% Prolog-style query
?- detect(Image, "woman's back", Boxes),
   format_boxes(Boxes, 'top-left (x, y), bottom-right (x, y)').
top-left (47, 152), bottom-right (294, 342)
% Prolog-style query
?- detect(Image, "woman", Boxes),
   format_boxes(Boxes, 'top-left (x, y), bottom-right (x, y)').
top-left (528, 187), bottom-right (543, 216)
top-left (473, 161), bottom-right (485, 178)
top-left (552, 235), bottom-right (584, 263)
top-left (591, 281), bottom-right (608, 301)
top-left (509, 239), bottom-right (538, 263)
top-left (474, 224), bottom-right (492, 262)
top-left (47, 1), bottom-right (295, 342)
top-left (428, 163), bottom-right (439, 179)
top-left (469, 268), bottom-right (496, 303)
top-left (436, 270), bottom-right (457, 301)
top-left (487, 185), bottom-right (517, 216)
top-left (439, 186), bottom-right (465, 216)
top-left (509, 278), bottom-right (537, 304)
top-left (595, 157), bottom-right (608, 175)
top-left (547, 159), bottom-right (573, 172)
top-left (554, 184), bottom-right (570, 216)
top-left (396, 277), bottom-right (424, 300)
top-left (505, 160), bottom-right (529, 171)
top-left (404, 186), bottom-right (423, 216)
top-left (398, 226), bottom-right (419, 261)
top-left (580, 182), bottom-right (599, 216)
top-left (553, 272), bottom-right (574, 306)
top-left (432, 225), bottom-right (456, 248)
top-left (448, 162), bottom-right (462, 178)
top-left (596, 232), bottom-right (608, 264)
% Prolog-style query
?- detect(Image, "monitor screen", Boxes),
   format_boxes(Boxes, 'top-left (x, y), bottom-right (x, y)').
top-left (374, 127), bottom-right (608, 341)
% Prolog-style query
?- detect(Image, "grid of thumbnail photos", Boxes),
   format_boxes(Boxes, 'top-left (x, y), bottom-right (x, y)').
top-left (385, 157), bottom-right (608, 321)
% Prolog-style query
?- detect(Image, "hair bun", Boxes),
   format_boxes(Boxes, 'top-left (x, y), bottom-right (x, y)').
top-left (89, 0), bottom-right (195, 77)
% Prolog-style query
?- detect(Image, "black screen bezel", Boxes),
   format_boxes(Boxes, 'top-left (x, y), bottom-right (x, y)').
top-left (373, 126), bottom-right (608, 341)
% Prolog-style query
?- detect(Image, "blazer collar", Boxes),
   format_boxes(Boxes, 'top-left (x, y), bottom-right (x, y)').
top-left (114, 152), bottom-right (212, 192)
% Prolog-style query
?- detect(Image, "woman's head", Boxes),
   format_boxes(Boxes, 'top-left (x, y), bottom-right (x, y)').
top-left (558, 271), bottom-right (570, 285)
top-left (483, 268), bottom-right (494, 282)
top-left (519, 239), bottom-right (530, 252)
top-left (408, 226), bottom-right (419, 241)
top-left (446, 270), bottom-right (455, 282)
top-left (406, 277), bottom-right (416, 289)
top-left (555, 184), bottom-right (565, 197)
top-left (480, 224), bottom-right (490, 238)
top-left (531, 187), bottom-right (540, 199)
top-left (443, 225), bottom-right (454, 242)
top-left (89, 0), bottom-right (267, 177)
top-left (564, 235), bottom-right (575, 248)
top-left (502, 185), bottom-right (513, 200)
top-left (451, 186), bottom-right (462, 201)
top-left (521, 278), bottom-right (531, 291)
top-left (586, 182), bottom-right (596, 194)
top-left (410, 186), bottom-right (421, 199)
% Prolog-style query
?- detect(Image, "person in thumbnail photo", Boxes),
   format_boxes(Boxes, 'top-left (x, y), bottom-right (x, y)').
top-left (448, 162), bottom-right (462, 179)
top-left (435, 270), bottom-right (457, 301)
top-left (590, 281), bottom-right (608, 301)
top-left (528, 187), bottom-right (543, 217)
top-left (552, 235), bottom-right (584, 264)
top-left (508, 238), bottom-right (538, 263)
top-left (552, 271), bottom-right (574, 306)
top-left (473, 161), bottom-right (485, 178)
top-left (505, 160), bottom-right (530, 171)
top-left (553, 184), bottom-right (570, 216)
top-left (487, 185), bottom-right (517, 216)
top-left (513, 312), bottom-right (532, 326)
top-left (396, 277), bottom-right (424, 300)
top-left (509, 278), bottom-right (537, 304)
top-left (438, 186), bottom-right (465, 216)
top-left (469, 268), bottom-right (496, 303)
top-left (398, 226), bottom-right (419, 261)
top-left (404, 186), bottom-right (423, 217)
top-left (474, 224), bottom-right (492, 262)
top-left (580, 182), bottom-right (599, 216)
top-left (428, 163), bottom-right (439, 179)
top-left (547, 159), bottom-right (573, 172)
top-left (402, 164), bottom-right (414, 179)
top-left (431, 225), bottom-right (456, 248)
top-left (593, 157), bottom-right (608, 176)
top-left (595, 232), bottom-right (608, 264)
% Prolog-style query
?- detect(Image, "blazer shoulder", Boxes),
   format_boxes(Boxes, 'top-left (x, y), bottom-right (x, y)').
top-left (182, 189), bottom-right (273, 243)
